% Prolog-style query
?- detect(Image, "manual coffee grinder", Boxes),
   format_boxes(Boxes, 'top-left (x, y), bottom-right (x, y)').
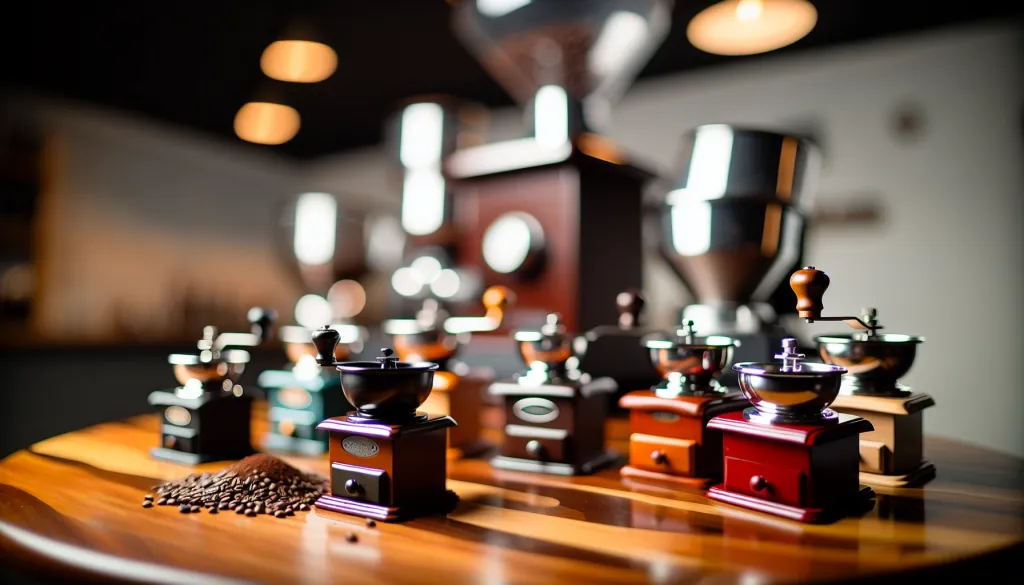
top-left (489, 313), bottom-right (618, 475)
top-left (618, 319), bottom-right (746, 487)
top-left (790, 266), bottom-right (935, 487)
top-left (258, 323), bottom-right (366, 455)
top-left (148, 308), bottom-right (275, 465)
top-left (311, 329), bottom-right (456, 522)
top-left (576, 290), bottom-right (663, 401)
top-left (706, 338), bottom-right (875, 523)
top-left (383, 286), bottom-right (511, 459)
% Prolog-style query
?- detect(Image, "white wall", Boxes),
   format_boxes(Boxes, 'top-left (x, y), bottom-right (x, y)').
top-left (7, 94), bottom-right (306, 339)
top-left (308, 23), bottom-right (1024, 456)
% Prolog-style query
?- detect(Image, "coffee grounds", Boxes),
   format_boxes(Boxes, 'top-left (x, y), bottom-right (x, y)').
top-left (147, 453), bottom-right (327, 519)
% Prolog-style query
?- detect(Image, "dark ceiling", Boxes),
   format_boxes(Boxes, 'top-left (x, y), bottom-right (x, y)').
top-left (3, 1), bottom-right (1021, 159)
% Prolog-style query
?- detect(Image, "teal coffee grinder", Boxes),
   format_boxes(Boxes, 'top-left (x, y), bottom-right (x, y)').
top-left (259, 323), bottom-right (367, 455)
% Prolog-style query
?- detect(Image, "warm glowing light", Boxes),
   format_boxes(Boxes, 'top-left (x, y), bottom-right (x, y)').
top-left (687, 0), bottom-right (817, 56)
top-left (327, 279), bottom-right (366, 319)
top-left (294, 294), bottom-right (332, 329)
top-left (391, 267), bottom-right (423, 297)
top-left (401, 168), bottom-right (446, 236)
top-left (431, 269), bottom-right (461, 298)
top-left (293, 193), bottom-right (336, 265)
top-left (534, 85), bottom-right (569, 149)
top-left (261, 40), bottom-right (338, 83)
top-left (234, 102), bottom-right (300, 145)
top-left (400, 103), bottom-right (445, 169)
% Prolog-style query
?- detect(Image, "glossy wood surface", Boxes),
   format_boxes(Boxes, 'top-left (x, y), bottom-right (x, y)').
top-left (1, 402), bottom-right (1022, 585)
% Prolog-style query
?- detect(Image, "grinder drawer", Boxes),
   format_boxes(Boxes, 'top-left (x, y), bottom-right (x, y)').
top-left (502, 425), bottom-right (568, 462)
top-left (331, 463), bottom-right (390, 506)
top-left (724, 457), bottom-right (806, 507)
top-left (629, 434), bottom-right (696, 475)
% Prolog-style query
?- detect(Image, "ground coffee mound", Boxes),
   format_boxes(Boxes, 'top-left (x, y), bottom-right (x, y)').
top-left (146, 453), bottom-right (327, 518)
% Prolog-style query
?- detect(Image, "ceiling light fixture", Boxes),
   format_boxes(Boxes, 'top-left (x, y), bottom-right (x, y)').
top-left (261, 40), bottom-right (338, 83)
top-left (686, 0), bottom-right (817, 56)
top-left (234, 102), bottom-right (301, 145)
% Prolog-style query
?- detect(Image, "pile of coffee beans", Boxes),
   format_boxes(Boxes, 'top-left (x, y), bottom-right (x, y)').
top-left (144, 453), bottom-right (327, 519)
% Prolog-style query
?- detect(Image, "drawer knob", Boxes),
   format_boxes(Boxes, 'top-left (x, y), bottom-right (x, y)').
top-left (650, 450), bottom-right (666, 465)
top-left (525, 440), bottom-right (543, 458)
top-left (749, 475), bottom-right (768, 492)
top-left (344, 479), bottom-right (361, 495)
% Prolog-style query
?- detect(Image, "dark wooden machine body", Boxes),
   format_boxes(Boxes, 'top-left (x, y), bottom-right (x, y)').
top-left (451, 153), bottom-right (648, 333)
top-left (707, 411), bottom-right (875, 523)
top-left (831, 393), bottom-right (936, 487)
top-left (315, 414), bottom-right (456, 521)
top-left (147, 391), bottom-right (254, 465)
top-left (259, 370), bottom-right (353, 456)
top-left (489, 379), bottom-right (618, 475)
top-left (619, 390), bottom-right (748, 487)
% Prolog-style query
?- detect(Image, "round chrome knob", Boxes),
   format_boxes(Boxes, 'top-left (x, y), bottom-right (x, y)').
top-left (344, 479), bottom-right (361, 495)
top-left (525, 440), bottom-right (543, 458)
top-left (749, 475), bottom-right (768, 492)
top-left (650, 450), bottom-right (666, 465)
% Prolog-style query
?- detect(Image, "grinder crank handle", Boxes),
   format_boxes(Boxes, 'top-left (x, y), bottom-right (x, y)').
top-left (210, 307), bottom-right (279, 350)
top-left (789, 267), bottom-right (881, 333)
top-left (442, 285), bottom-right (516, 334)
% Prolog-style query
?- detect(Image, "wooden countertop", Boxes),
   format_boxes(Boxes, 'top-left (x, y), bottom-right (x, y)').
top-left (0, 402), bottom-right (1021, 584)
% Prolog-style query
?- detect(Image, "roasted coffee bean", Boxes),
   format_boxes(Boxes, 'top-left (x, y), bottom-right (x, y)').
top-left (190, 505), bottom-right (200, 513)
top-left (365, 518), bottom-right (375, 528)
top-left (142, 500), bottom-right (153, 508)
top-left (209, 507), bottom-right (218, 514)
top-left (245, 509), bottom-right (257, 517)
top-left (178, 504), bottom-right (190, 514)
top-left (274, 511), bottom-right (286, 518)
top-left (299, 504), bottom-right (310, 511)
top-left (218, 503), bottom-right (229, 510)
top-left (235, 507), bottom-right (246, 515)
top-left (167, 498), bottom-right (177, 506)
top-left (157, 498), bottom-right (168, 506)
top-left (345, 533), bottom-right (358, 543)
top-left (144, 494), bottom-right (154, 501)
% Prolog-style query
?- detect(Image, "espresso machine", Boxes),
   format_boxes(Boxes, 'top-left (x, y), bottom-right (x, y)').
top-left (655, 125), bottom-right (822, 386)
top-left (445, 0), bottom-right (672, 334)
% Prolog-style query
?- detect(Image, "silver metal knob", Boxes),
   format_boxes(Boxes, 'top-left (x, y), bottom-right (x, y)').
top-left (525, 440), bottom-right (543, 458)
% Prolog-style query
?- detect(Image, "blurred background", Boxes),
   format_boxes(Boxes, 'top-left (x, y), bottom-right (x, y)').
top-left (0, 1), bottom-right (1021, 459)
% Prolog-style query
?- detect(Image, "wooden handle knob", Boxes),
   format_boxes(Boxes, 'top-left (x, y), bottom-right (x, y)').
top-left (311, 326), bottom-right (340, 366)
top-left (616, 289), bottom-right (645, 328)
top-left (790, 266), bottom-right (830, 319)
top-left (344, 479), bottom-right (360, 495)
top-left (650, 450), bottom-right (666, 465)
top-left (482, 285), bottom-right (514, 311)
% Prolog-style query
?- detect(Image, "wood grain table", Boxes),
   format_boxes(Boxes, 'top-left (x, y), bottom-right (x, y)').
top-left (1, 402), bottom-right (1021, 585)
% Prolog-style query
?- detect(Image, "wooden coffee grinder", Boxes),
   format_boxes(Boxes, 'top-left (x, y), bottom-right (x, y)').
top-left (311, 329), bottom-right (456, 522)
top-left (618, 319), bottom-right (747, 487)
top-left (489, 313), bottom-right (618, 475)
top-left (706, 338), bottom-right (875, 523)
top-left (383, 286), bottom-right (511, 459)
top-left (148, 308), bottom-right (275, 465)
top-left (790, 266), bottom-right (936, 487)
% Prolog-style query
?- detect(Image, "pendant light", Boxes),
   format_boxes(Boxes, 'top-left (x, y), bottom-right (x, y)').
top-left (234, 83), bottom-right (301, 145)
top-left (260, 18), bottom-right (337, 83)
top-left (687, 0), bottom-right (817, 56)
